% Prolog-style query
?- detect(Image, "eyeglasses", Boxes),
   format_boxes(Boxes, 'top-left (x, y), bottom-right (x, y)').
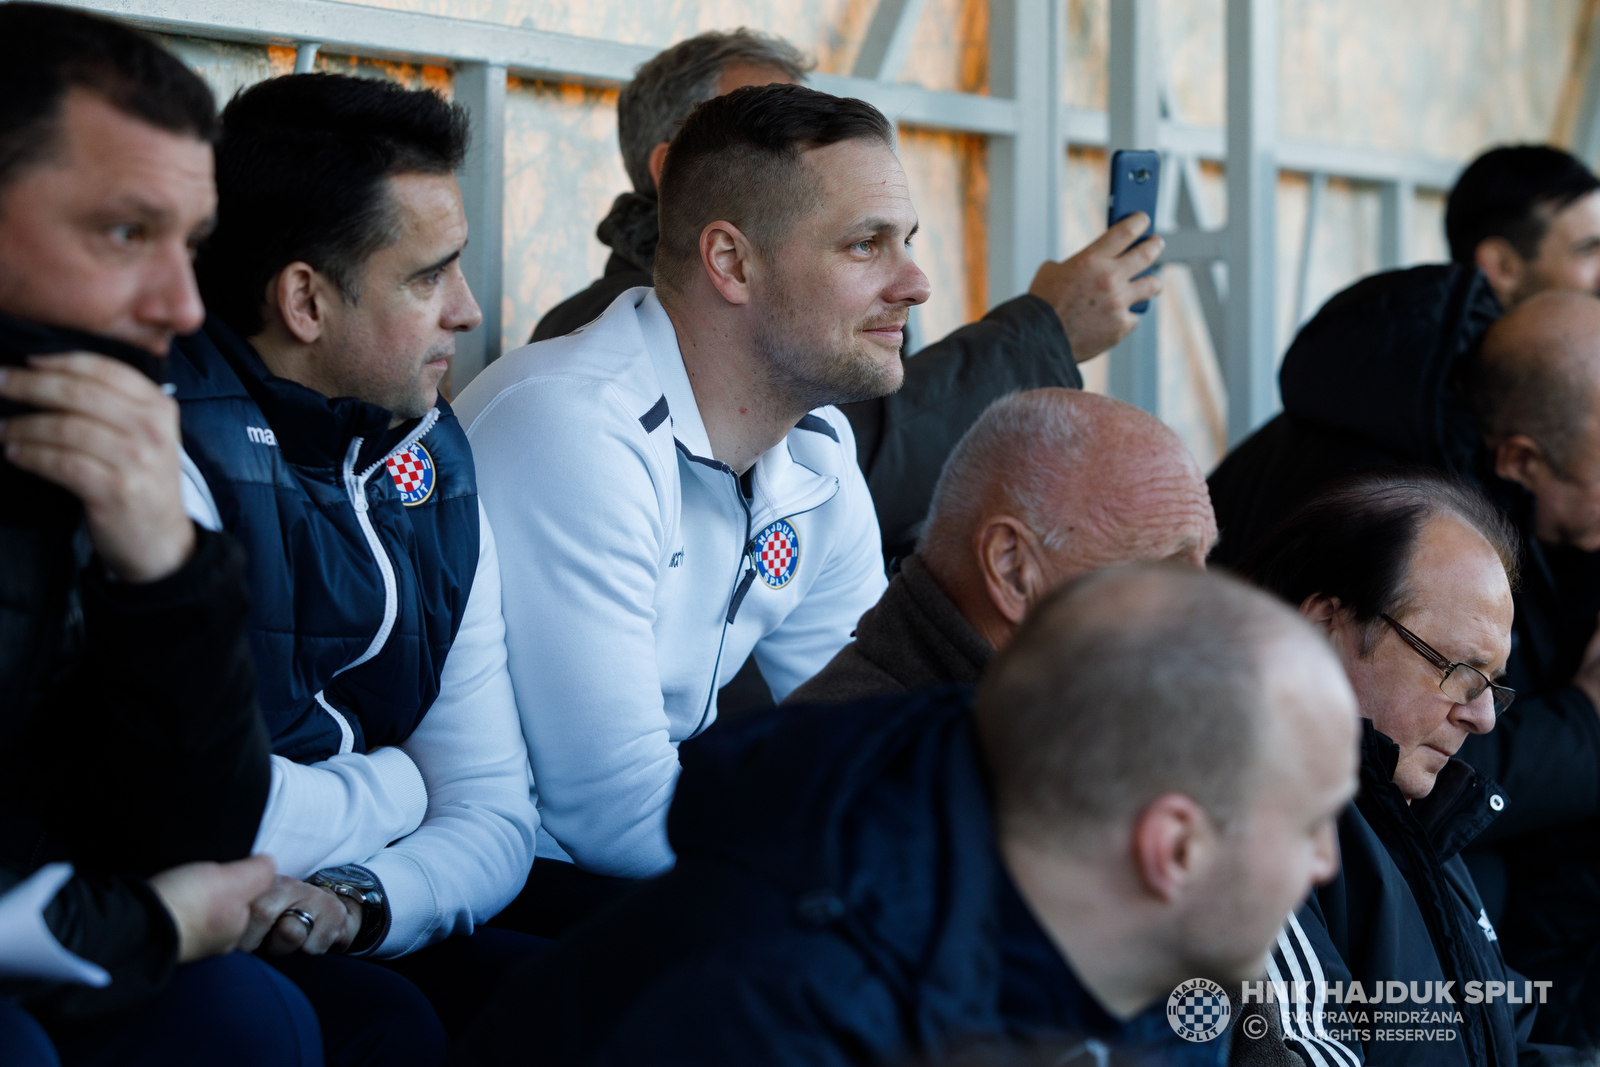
top-left (1379, 614), bottom-right (1516, 716)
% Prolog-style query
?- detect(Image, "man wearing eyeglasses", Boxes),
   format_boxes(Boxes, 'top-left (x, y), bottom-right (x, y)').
top-left (1235, 470), bottom-right (1577, 1066)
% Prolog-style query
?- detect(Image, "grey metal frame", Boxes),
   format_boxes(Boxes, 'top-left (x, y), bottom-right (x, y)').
top-left (54, 0), bottom-right (1465, 435)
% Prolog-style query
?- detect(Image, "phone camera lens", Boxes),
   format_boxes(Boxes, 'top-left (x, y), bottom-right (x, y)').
top-left (1132, 168), bottom-right (1151, 182)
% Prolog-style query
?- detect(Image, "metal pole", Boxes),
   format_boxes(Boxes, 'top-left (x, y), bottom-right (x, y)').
top-left (1107, 0), bottom-right (1162, 414)
top-left (1223, 0), bottom-right (1280, 445)
top-left (1378, 178), bottom-right (1414, 271)
top-left (294, 42), bottom-right (320, 73)
top-left (987, 0), bottom-right (1061, 306)
top-left (1294, 171), bottom-right (1326, 325)
top-left (453, 62), bottom-right (506, 389)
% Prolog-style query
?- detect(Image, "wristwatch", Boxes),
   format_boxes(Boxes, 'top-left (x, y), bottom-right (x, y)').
top-left (308, 864), bottom-right (390, 956)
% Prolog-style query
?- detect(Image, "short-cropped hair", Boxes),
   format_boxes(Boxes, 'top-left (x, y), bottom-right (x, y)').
top-left (1446, 145), bottom-right (1600, 264)
top-left (1237, 470), bottom-right (1519, 654)
top-left (0, 3), bottom-right (215, 193)
top-left (653, 83), bottom-right (893, 295)
top-left (975, 566), bottom-right (1304, 843)
top-left (619, 29), bottom-right (810, 196)
top-left (196, 73), bottom-right (469, 339)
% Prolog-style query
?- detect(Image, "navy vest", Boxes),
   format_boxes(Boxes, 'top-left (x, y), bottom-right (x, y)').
top-left (170, 317), bottom-right (480, 764)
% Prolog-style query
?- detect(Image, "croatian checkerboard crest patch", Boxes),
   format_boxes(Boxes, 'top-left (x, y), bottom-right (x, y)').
top-left (1167, 977), bottom-right (1230, 1042)
top-left (753, 519), bottom-right (800, 589)
top-left (385, 441), bottom-right (435, 507)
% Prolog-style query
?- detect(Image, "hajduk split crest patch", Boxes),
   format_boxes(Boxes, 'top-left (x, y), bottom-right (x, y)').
top-left (385, 441), bottom-right (436, 507)
top-left (753, 519), bottom-right (801, 589)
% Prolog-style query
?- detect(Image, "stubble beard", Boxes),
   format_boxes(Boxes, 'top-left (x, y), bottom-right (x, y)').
top-left (751, 286), bottom-right (904, 414)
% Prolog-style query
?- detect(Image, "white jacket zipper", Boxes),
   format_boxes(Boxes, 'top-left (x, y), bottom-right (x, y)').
top-left (312, 408), bottom-right (440, 752)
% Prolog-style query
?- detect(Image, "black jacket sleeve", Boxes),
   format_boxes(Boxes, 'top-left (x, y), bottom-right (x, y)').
top-left (31, 527), bottom-right (271, 875)
top-left (0, 862), bottom-right (177, 1022)
top-left (841, 294), bottom-right (1080, 559)
top-left (1458, 686), bottom-right (1600, 843)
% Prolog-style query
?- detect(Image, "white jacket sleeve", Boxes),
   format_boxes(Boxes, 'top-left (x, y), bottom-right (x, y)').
top-left (362, 504), bottom-right (540, 957)
top-left (468, 376), bottom-right (679, 878)
top-left (254, 749), bottom-right (428, 877)
top-left (752, 412), bottom-right (889, 700)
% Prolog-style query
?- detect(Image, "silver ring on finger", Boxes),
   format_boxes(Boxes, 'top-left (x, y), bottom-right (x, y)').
top-left (283, 907), bottom-right (316, 935)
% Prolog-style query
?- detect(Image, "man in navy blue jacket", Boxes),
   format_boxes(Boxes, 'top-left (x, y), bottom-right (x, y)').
top-left (458, 565), bottom-right (1361, 1067)
top-left (172, 73), bottom-right (542, 1064)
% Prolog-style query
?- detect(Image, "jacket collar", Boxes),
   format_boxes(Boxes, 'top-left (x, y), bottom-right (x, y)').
top-left (0, 311), bottom-right (167, 381)
top-left (855, 554), bottom-right (993, 689)
top-left (1359, 719), bottom-right (1503, 862)
top-left (636, 291), bottom-right (840, 523)
top-left (198, 315), bottom-right (437, 473)
top-left (596, 191), bottom-right (658, 276)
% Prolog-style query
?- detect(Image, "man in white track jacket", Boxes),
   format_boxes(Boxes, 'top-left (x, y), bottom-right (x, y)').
top-left (456, 84), bottom-right (928, 910)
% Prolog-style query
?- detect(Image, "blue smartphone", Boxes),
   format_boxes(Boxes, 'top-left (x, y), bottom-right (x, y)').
top-left (1108, 149), bottom-right (1161, 314)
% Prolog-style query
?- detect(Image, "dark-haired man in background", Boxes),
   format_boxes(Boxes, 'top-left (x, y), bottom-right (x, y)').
top-left (0, 5), bottom-right (320, 1064)
top-left (1448, 144), bottom-right (1600, 306)
top-left (1206, 145), bottom-right (1600, 1044)
top-left (535, 28), bottom-right (1163, 567)
top-left (457, 566), bottom-right (1359, 1067)
top-left (456, 84), bottom-right (921, 929)
top-left (173, 72), bottom-right (541, 1064)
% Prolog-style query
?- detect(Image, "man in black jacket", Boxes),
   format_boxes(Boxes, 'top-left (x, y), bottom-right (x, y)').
top-left (1207, 267), bottom-right (1600, 1044)
top-left (0, 6), bottom-right (318, 1063)
top-left (458, 566), bottom-right (1360, 1067)
top-left (533, 29), bottom-right (1162, 563)
top-left (1240, 470), bottom-right (1578, 1066)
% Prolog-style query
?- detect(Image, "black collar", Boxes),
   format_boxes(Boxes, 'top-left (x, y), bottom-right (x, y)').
top-left (1359, 719), bottom-right (1503, 862)
top-left (198, 315), bottom-right (422, 472)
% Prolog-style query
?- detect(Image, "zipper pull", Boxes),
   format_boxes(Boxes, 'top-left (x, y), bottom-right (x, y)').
top-left (726, 567), bottom-right (756, 624)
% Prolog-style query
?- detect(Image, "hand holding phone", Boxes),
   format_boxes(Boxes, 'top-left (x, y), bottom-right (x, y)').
top-left (1107, 149), bottom-right (1162, 313)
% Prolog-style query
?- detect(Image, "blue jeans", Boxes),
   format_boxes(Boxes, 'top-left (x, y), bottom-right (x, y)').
top-left (0, 996), bottom-right (58, 1067)
top-left (50, 952), bottom-right (322, 1066)
top-left (268, 926), bottom-right (549, 1067)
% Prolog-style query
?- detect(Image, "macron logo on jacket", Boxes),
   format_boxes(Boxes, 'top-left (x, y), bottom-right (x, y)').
top-left (453, 287), bottom-right (888, 879)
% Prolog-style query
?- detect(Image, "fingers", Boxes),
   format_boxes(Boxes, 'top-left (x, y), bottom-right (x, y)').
top-left (1128, 271), bottom-right (1164, 303)
top-left (241, 875), bottom-right (303, 954)
top-left (256, 882), bottom-right (356, 957)
top-left (1092, 210), bottom-right (1153, 254)
top-left (223, 854), bottom-right (278, 900)
top-left (10, 352), bottom-right (166, 404)
top-left (1119, 232), bottom-right (1165, 271)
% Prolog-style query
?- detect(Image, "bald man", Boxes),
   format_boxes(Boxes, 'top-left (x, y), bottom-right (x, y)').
top-left (459, 566), bottom-right (1358, 1066)
top-left (785, 388), bottom-right (1215, 704)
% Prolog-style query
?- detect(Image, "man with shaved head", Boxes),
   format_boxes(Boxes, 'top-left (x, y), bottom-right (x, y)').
top-left (459, 566), bottom-right (1358, 1065)
top-left (786, 387), bottom-right (1215, 704)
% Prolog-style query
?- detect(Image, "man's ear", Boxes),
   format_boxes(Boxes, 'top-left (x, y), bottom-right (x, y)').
top-left (699, 221), bottom-right (757, 307)
top-left (1494, 433), bottom-right (1553, 493)
top-left (1299, 593), bottom-right (1342, 631)
top-left (268, 262), bottom-right (328, 346)
top-left (647, 141), bottom-right (671, 191)
top-left (1474, 236), bottom-right (1527, 304)
top-left (975, 516), bottom-right (1047, 626)
top-left (1131, 793), bottom-right (1215, 903)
